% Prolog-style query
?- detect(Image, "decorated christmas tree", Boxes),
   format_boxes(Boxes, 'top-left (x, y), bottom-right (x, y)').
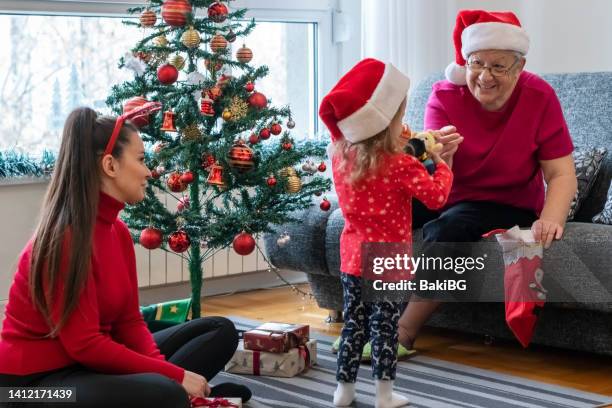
top-left (106, 0), bottom-right (331, 318)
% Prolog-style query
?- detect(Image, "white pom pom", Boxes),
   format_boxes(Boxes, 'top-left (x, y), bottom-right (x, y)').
top-left (445, 62), bottom-right (467, 85)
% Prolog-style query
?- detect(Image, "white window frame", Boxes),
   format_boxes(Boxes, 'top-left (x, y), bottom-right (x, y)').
top-left (0, 0), bottom-right (346, 139)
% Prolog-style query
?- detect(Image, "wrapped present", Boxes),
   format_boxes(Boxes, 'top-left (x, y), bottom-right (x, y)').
top-left (190, 397), bottom-right (241, 407)
top-left (243, 322), bottom-right (309, 353)
top-left (140, 298), bottom-right (192, 324)
top-left (225, 339), bottom-right (317, 377)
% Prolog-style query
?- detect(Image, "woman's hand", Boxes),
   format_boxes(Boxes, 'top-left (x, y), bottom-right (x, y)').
top-left (429, 126), bottom-right (464, 168)
top-left (531, 219), bottom-right (564, 249)
top-left (182, 370), bottom-right (211, 398)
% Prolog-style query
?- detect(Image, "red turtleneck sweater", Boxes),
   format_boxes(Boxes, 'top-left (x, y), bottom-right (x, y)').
top-left (0, 192), bottom-right (185, 383)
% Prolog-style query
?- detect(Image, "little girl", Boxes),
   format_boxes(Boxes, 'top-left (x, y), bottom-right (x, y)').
top-left (320, 58), bottom-right (454, 407)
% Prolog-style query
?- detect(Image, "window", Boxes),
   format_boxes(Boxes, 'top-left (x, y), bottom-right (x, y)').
top-left (0, 0), bottom-right (336, 155)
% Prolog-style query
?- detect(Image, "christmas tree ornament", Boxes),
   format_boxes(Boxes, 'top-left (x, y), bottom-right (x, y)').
top-left (186, 71), bottom-right (206, 86)
top-left (151, 168), bottom-right (162, 179)
top-left (236, 45), bottom-right (253, 63)
top-left (153, 142), bottom-right (167, 153)
top-left (270, 123), bottom-right (282, 135)
top-left (233, 231), bottom-right (256, 256)
top-left (157, 63), bottom-right (179, 85)
top-left (277, 232), bottom-right (290, 247)
top-left (208, 1), bottom-right (229, 23)
top-left (226, 29), bottom-right (237, 43)
top-left (181, 124), bottom-right (202, 141)
top-left (206, 85), bottom-right (222, 100)
top-left (314, 190), bottom-right (322, 197)
top-left (200, 95), bottom-right (215, 117)
top-left (227, 139), bottom-right (255, 171)
top-left (160, 110), bottom-right (178, 132)
top-left (205, 59), bottom-right (223, 73)
top-left (280, 167), bottom-right (302, 193)
top-left (177, 196), bottom-right (190, 212)
top-left (133, 51), bottom-right (152, 63)
top-left (210, 34), bottom-right (228, 53)
top-left (140, 227), bottom-right (163, 249)
top-left (200, 240), bottom-right (208, 249)
top-left (140, 10), bottom-right (157, 27)
top-left (168, 230), bottom-right (191, 253)
top-left (156, 165), bottom-right (166, 174)
top-left (167, 171), bottom-right (187, 192)
top-left (248, 133), bottom-right (259, 145)
top-left (161, 0), bottom-right (192, 27)
top-left (282, 142), bottom-right (293, 151)
top-left (123, 52), bottom-right (147, 76)
top-left (320, 198), bottom-right (331, 211)
top-left (259, 128), bottom-right (270, 140)
top-left (154, 35), bottom-right (168, 47)
top-left (318, 162), bottom-right (327, 172)
top-left (169, 54), bottom-right (185, 70)
top-left (245, 82), bottom-right (255, 92)
top-left (180, 170), bottom-right (195, 184)
top-left (201, 153), bottom-right (216, 170)
top-left (123, 96), bottom-right (150, 127)
top-left (266, 175), bottom-right (277, 187)
top-left (206, 162), bottom-right (225, 187)
top-left (181, 26), bottom-right (201, 48)
top-left (216, 74), bottom-right (232, 87)
top-left (248, 91), bottom-right (267, 110)
top-left (301, 160), bottom-right (317, 174)
top-left (228, 96), bottom-right (249, 120)
top-left (287, 118), bottom-right (296, 129)
top-left (222, 109), bottom-right (232, 121)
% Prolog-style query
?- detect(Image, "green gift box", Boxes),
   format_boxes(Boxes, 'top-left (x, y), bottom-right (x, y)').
top-left (140, 298), bottom-right (192, 332)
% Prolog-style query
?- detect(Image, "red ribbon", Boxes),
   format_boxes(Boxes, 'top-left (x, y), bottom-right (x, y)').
top-left (190, 397), bottom-right (239, 407)
top-left (253, 350), bottom-right (260, 376)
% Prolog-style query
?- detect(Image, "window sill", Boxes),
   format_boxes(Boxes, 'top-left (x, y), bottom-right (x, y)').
top-left (0, 176), bottom-right (50, 187)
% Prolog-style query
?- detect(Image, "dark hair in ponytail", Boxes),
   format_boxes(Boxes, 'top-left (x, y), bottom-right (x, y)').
top-left (29, 107), bottom-right (136, 337)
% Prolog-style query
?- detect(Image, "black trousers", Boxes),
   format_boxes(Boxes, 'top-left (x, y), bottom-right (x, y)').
top-left (0, 316), bottom-right (238, 408)
top-left (411, 200), bottom-right (538, 300)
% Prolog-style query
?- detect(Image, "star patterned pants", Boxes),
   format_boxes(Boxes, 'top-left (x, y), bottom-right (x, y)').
top-left (336, 273), bottom-right (404, 382)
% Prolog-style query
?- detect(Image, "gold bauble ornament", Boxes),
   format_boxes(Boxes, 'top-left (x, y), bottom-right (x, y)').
top-left (280, 167), bottom-right (302, 193)
top-left (169, 54), bottom-right (185, 70)
top-left (181, 27), bottom-right (201, 49)
top-left (181, 124), bottom-right (202, 141)
top-left (222, 109), bottom-right (233, 121)
top-left (154, 35), bottom-right (169, 47)
top-left (228, 96), bottom-right (248, 120)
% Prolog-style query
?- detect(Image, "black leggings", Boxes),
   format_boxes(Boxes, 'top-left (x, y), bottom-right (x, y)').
top-left (0, 316), bottom-right (238, 408)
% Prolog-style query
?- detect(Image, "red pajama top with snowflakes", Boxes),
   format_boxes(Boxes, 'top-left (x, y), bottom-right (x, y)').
top-left (0, 192), bottom-right (185, 383)
top-left (332, 151), bottom-right (453, 276)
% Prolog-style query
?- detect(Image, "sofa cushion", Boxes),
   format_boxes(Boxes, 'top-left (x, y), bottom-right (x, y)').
top-left (593, 181), bottom-right (612, 225)
top-left (567, 146), bottom-right (608, 220)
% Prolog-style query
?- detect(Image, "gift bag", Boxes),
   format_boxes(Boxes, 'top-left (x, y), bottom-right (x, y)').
top-left (486, 226), bottom-right (547, 347)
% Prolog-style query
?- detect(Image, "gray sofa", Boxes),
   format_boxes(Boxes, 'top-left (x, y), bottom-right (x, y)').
top-left (264, 72), bottom-right (612, 355)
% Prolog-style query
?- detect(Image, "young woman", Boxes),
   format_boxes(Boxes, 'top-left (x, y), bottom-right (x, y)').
top-left (0, 106), bottom-right (250, 407)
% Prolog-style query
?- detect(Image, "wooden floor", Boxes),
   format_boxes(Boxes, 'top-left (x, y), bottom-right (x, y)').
top-left (202, 284), bottom-right (612, 397)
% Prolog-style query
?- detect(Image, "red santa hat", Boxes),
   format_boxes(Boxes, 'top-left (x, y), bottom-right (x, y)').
top-left (445, 10), bottom-right (530, 85)
top-left (319, 58), bottom-right (410, 143)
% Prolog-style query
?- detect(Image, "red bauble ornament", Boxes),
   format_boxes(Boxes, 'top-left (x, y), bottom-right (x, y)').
top-left (236, 45), bottom-right (253, 63)
top-left (320, 198), bottom-right (331, 211)
top-left (248, 133), bottom-right (259, 145)
top-left (177, 196), bottom-right (190, 212)
top-left (123, 96), bottom-right (150, 128)
top-left (151, 169), bottom-right (161, 179)
top-left (245, 82), bottom-right (255, 92)
top-left (282, 142), bottom-right (293, 151)
top-left (157, 63), bottom-right (179, 85)
top-left (248, 92), bottom-right (267, 110)
top-left (167, 171), bottom-right (187, 192)
top-left (270, 123), bottom-right (282, 135)
top-left (140, 10), bottom-right (157, 27)
top-left (180, 170), bottom-right (195, 184)
top-left (318, 162), bottom-right (327, 172)
top-left (168, 230), bottom-right (191, 253)
top-left (233, 231), bottom-right (256, 256)
top-left (207, 1), bottom-right (229, 23)
top-left (227, 140), bottom-right (255, 171)
top-left (161, 0), bottom-right (192, 27)
top-left (259, 128), bottom-right (271, 140)
top-left (267, 176), bottom-right (277, 187)
top-left (139, 227), bottom-right (163, 250)
top-left (210, 34), bottom-right (228, 53)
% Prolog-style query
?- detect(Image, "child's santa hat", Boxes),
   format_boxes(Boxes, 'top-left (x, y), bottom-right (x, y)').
top-left (319, 58), bottom-right (410, 143)
top-left (445, 10), bottom-right (530, 85)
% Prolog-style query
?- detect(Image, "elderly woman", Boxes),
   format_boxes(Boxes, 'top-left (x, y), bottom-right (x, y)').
top-left (397, 10), bottom-right (577, 350)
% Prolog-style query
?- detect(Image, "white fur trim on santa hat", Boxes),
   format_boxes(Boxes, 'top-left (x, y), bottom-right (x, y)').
top-left (461, 22), bottom-right (529, 59)
top-left (337, 63), bottom-right (410, 143)
top-left (445, 62), bottom-right (467, 85)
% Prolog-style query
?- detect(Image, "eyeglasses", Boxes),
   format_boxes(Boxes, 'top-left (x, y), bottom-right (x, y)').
top-left (466, 58), bottom-right (520, 77)
top-left (104, 101), bottom-right (162, 155)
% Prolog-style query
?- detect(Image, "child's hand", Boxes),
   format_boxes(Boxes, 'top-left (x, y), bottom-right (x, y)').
top-left (428, 126), bottom-right (463, 168)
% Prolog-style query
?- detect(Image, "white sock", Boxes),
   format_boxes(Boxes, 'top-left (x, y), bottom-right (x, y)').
top-left (333, 382), bottom-right (356, 406)
top-left (375, 380), bottom-right (410, 408)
